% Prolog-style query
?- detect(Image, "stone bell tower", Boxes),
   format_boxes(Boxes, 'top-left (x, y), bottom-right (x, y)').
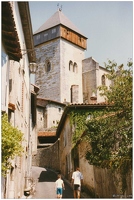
top-left (33, 9), bottom-right (87, 103)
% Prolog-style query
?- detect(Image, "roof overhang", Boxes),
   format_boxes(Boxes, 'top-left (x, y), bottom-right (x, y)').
top-left (2, 2), bottom-right (22, 61)
top-left (18, 2), bottom-right (36, 63)
top-left (37, 97), bottom-right (66, 108)
top-left (38, 131), bottom-right (56, 137)
top-left (2, 2), bottom-right (36, 63)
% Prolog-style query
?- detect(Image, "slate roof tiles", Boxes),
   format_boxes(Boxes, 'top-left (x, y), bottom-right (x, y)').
top-left (34, 10), bottom-right (86, 37)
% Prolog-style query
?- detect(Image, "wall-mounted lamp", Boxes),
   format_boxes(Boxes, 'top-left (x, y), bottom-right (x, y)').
top-left (29, 62), bottom-right (38, 74)
top-left (90, 92), bottom-right (97, 100)
top-left (90, 92), bottom-right (97, 104)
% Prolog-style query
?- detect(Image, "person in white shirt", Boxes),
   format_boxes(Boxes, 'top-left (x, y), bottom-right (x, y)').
top-left (55, 174), bottom-right (65, 198)
top-left (72, 167), bottom-right (83, 198)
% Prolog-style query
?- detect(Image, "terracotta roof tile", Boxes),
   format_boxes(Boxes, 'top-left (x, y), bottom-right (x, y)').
top-left (38, 131), bottom-right (56, 137)
top-left (70, 102), bottom-right (109, 106)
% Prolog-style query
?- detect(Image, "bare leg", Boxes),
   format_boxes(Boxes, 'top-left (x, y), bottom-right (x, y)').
top-left (77, 190), bottom-right (80, 198)
top-left (73, 190), bottom-right (77, 198)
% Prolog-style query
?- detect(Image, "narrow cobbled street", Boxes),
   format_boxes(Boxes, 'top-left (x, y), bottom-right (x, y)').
top-left (31, 166), bottom-right (73, 199)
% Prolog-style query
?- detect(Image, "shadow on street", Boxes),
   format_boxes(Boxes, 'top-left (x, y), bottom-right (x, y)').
top-left (32, 167), bottom-right (73, 198)
top-left (39, 168), bottom-right (73, 198)
top-left (38, 170), bottom-right (57, 182)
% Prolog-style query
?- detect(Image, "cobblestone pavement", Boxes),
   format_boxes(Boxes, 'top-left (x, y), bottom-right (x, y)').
top-left (31, 166), bottom-right (73, 199)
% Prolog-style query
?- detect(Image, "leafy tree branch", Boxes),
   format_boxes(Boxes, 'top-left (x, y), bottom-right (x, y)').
top-left (2, 113), bottom-right (24, 175)
top-left (85, 60), bottom-right (132, 193)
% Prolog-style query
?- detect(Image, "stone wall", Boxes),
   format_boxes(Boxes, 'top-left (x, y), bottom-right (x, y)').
top-left (82, 57), bottom-right (98, 104)
top-left (32, 140), bottom-right (60, 171)
top-left (35, 38), bottom-right (85, 104)
top-left (35, 39), bottom-right (61, 102)
top-left (82, 57), bottom-right (111, 103)
top-left (94, 167), bottom-right (132, 198)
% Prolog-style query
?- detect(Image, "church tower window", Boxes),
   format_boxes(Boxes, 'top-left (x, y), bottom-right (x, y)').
top-left (101, 74), bottom-right (106, 85)
top-left (36, 34), bottom-right (40, 40)
top-left (69, 60), bottom-right (73, 71)
top-left (73, 62), bottom-right (78, 73)
top-left (45, 61), bottom-right (51, 72)
top-left (52, 28), bottom-right (56, 34)
top-left (34, 10), bottom-right (87, 103)
top-left (44, 33), bottom-right (48, 40)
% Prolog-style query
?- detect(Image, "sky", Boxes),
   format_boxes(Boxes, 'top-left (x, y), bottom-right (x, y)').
top-left (29, 1), bottom-right (133, 68)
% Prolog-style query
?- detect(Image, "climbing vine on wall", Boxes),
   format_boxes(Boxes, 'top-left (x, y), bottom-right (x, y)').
top-left (69, 109), bottom-right (105, 145)
top-left (69, 60), bottom-right (132, 195)
top-left (69, 109), bottom-right (90, 144)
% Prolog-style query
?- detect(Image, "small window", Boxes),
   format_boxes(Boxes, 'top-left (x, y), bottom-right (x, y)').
top-left (44, 33), bottom-right (48, 40)
top-left (73, 62), bottom-right (77, 73)
top-left (45, 61), bottom-right (51, 72)
top-left (9, 79), bottom-right (12, 93)
top-left (59, 108), bottom-right (61, 112)
top-left (101, 75), bottom-right (106, 85)
top-left (36, 34), bottom-right (40, 40)
top-left (44, 33), bottom-right (48, 37)
top-left (69, 60), bottom-right (73, 71)
top-left (52, 28), bottom-right (56, 34)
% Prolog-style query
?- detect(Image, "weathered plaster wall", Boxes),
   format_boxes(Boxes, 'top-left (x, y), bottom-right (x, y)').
top-left (58, 112), bottom-right (132, 198)
top-left (93, 167), bottom-right (132, 198)
top-left (59, 117), bottom-right (73, 179)
top-left (79, 140), bottom-right (95, 194)
top-left (37, 103), bottom-right (65, 131)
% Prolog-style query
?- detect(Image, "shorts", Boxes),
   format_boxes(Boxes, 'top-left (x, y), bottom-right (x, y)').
top-left (74, 184), bottom-right (81, 191)
top-left (56, 188), bottom-right (63, 195)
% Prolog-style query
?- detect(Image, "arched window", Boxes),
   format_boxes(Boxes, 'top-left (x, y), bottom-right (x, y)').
top-left (101, 75), bottom-right (106, 85)
top-left (73, 62), bottom-right (78, 73)
top-left (69, 60), bottom-right (73, 71)
top-left (45, 60), bottom-right (51, 72)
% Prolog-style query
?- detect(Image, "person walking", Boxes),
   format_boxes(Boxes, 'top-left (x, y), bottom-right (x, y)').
top-left (55, 174), bottom-right (65, 198)
top-left (71, 167), bottom-right (83, 198)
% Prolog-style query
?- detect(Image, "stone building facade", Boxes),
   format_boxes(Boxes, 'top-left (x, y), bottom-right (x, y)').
top-left (32, 140), bottom-right (60, 170)
top-left (36, 98), bottom-right (66, 130)
top-left (82, 57), bottom-right (111, 103)
top-left (31, 9), bottom-right (132, 198)
top-left (36, 98), bottom-right (66, 146)
top-left (32, 8), bottom-right (112, 166)
top-left (34, 10), bottom-right (87, 104)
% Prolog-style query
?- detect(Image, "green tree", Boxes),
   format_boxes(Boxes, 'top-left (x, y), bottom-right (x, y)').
top-left (2, 113), bottom-right (24, 175)
top-left (85, 60), bottom-right (132, 194)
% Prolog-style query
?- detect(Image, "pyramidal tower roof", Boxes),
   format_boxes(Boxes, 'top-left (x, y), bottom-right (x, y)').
top-left (34, 10), bottom-right (86, 37)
